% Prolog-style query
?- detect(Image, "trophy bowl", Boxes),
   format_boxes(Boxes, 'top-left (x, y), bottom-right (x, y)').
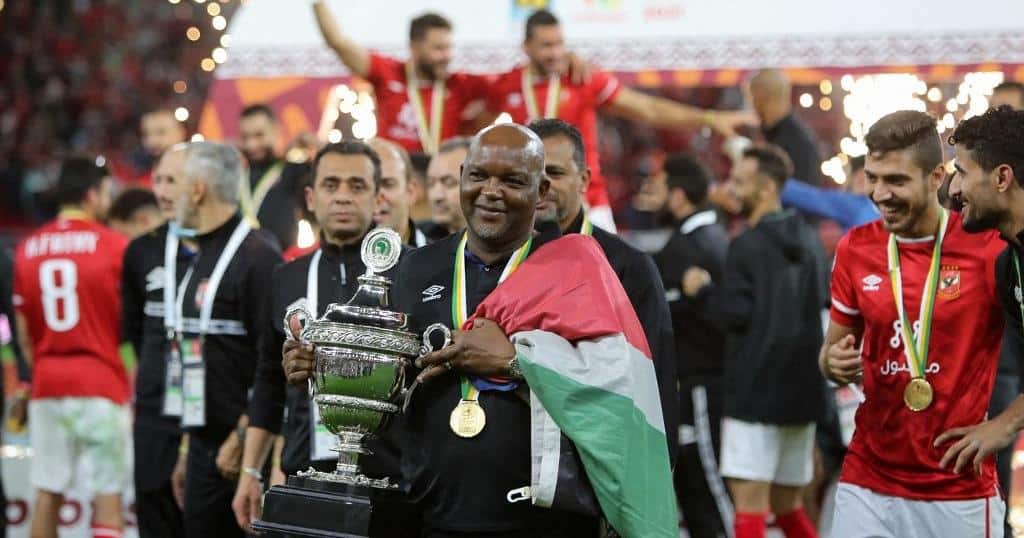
top-left (284, 228), bottom-right (429, 490)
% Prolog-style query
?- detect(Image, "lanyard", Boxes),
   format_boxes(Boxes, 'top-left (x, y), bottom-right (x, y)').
top-left (522, 68), bottom-right (561, 121)
top-left (306, 249), bottom-right (323, 317)
top-left (886, 208), bottom-right (948, 379)
top-left (405, 63), bottom-right (445, 154)
top-left (1012, 252), bottom-right (1024, 334)
top-left (163, 232), bottom-right (180, 337)
top-left (174, 220), bottom-right (252, 339)
top-left (240, 161), bottom-right (283, 223)
top-left (452, 233), bottom-right (532, 401)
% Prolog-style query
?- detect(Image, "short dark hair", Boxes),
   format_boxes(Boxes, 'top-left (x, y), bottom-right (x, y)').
top-left (948, 105), bottom-right (1024, 186)
top-left (409, 151), bottom-right (431, 183)
top-left (864, 110), bottom-right (942, 175)
top-left (57, 156), bottom-right (109, 206)
top-left (528, 119), bottom-right (586, 171)
top-left (993, 81), bottom-right (1024, 96)
top-left (409, 12), bottom-right (451, 42)
top-left (664, 154), bottom-right (715, 207)
top-left (525, 9), bottom-right (560, 41)
top-left (437, 136), bottom-right (471, 155)
top-left (313, 141), bottom-right (382, 190)
top-left (742, 144), bottom-right (793, 190)
top-left (108, 188), bottom-right (158, 222)
top-left (240, 103), bottom-right (276, 122)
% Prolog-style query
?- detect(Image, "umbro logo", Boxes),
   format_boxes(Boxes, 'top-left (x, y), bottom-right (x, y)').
top-left (862, 274), bottom-right (883, 292)
top-left (422, 285), bottom-right (445, 302)
top-left (145, 267), bottom-right (165, 292)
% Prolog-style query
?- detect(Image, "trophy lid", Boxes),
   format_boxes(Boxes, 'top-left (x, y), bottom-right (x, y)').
top-left (361, 228), bottom-right (401, 276)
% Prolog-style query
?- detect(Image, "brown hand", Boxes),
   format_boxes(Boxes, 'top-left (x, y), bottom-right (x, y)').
top-left (282, 339), bottom-right (316, 387)
top-left (415, 318), bottom-right (514, 384)
top-left (825, 334), bottom-right (863, 385)
top-left (935, 416), bottom-right (1017, 475)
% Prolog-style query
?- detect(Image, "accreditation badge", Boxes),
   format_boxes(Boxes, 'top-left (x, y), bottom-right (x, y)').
top-left (162, 339), bottom-right (184, 417)
top-left (180, 338), bottom-right (206, 427)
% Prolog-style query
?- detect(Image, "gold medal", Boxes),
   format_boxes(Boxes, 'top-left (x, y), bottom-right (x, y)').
top-left (903, 378), bottom-right (933, 412)
top-left (450, 399), bottom-right (486, 438)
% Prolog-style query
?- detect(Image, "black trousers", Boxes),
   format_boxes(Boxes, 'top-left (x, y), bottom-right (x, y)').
top-left (674, 374), bottom-right (732, 538)
top-left (421, 519), bottom-right (599, 538)
top-left (988, 369), bottom-right (1019, 538)
top-left (134, 423), bottom-right (184, 538)
top-left (184, 434), bottom-right (244, 538)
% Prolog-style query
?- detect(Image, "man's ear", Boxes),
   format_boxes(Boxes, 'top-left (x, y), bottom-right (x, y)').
top-left (579, 167), bottom-right (591, 195)
top-left (995, 163), bottom-right (1017, 194)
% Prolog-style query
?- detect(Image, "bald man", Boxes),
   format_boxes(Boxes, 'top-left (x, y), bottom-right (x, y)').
top-left (748, 69), bottom-right (823, 185)
top-left (391, 124), bottom-right (675, 536)
top-left (369, 138), bottom-right (429, 246)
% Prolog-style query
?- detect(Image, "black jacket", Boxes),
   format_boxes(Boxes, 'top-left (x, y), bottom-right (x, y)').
top-left (994, 243), bottom-right (1024, 376)
top-left (392, 222), bottom-right (596, 533)
top-left (694, 210), bottom-right (828, 424)
top-left (248, 232), bottom-right (402, 477)
top-left (177, 213), bottom-right (281, 443)
top-left (765, 113), bottom-right (823, 186)
top-left (0, 247), bottom-right (30, 387)
top-left (122, 223), bottom-right (193, 433)
top-left (251, 159), bottom-right (311, 250)
top-left (653, 209), bottom-right (729, 377)
top-left (564, 211), bottom-right (680, 464)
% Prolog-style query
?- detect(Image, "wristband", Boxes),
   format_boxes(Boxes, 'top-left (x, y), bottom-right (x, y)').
top-left (701, 110), bottom-right (716, 127)
top-left (242, 467), bottom-right (263, 482)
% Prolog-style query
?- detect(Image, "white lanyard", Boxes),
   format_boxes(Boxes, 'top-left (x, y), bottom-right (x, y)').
top-left (305, 247), bottom-right (336, 461)
top-left (174, 220), bottom-right (252, 337)
top-left (306, 249), bottom-right (322, 316)
top-left (163, 232), bottom-right (179, 336)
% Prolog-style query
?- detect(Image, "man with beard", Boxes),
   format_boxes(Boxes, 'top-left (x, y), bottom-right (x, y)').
top-left (527, 118), bottom-right (678, 462)
top-left (139, 110), bottom-right (187, 183)
top-left (939, 106), bottom-right (1024, 517)
top-left (822, 111), bottom-right (1006, 537)
top-left (237, 104), bottom-right (310, 250)
top-left (486, 9), bottom-right (754, 231)
top-left (164, 141), bottom-right (281, 537)
top-left (283, 124), bottom-right (678, 537)
top-left (684, 145), bottom-right (827, 538)
top-left (424, 137), bottom-right (470, 241)
top-left (120, 145), bottom-right (193, 538)
top-left (233, 141), bottom-right (418, 535)
top-left (651, 153), bottom-right (733, 538)
top-left (370, 138), bottom-right (430, 246)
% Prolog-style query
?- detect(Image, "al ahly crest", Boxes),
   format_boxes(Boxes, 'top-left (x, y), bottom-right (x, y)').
top-left (937, 266), bottom-right (960, 300)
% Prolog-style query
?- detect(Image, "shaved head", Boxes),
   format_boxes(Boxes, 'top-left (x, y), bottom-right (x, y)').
top-left (461, 123), bottom-right (550, 253)
top-left (749, 69), bottom-right (791, 100)
top-left (468, 124), bottom-right (546, 186)
top-left (369, 138), bottom-right (416, 237)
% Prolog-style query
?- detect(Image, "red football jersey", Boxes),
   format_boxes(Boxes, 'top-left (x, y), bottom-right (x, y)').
top-left (485, 66), bottom-right (622, 208)
top-left (830, 212), bottom-right (1004, 500)
top-left (366, 53), bottom-right (489, 153)
top-left (12, 214), bottom-right (130, 404)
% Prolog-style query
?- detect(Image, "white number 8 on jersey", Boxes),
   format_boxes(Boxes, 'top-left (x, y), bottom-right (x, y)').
top-left (39, 259), bottom-right (79, 332)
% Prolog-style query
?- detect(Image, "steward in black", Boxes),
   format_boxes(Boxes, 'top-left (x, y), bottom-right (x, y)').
top-left (179, 212), bottom-right (280, 537)
top-left (121, 222), bottom-right (190, 538)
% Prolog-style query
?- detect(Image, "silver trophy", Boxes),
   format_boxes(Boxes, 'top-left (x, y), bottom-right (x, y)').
top-left (284, 228), bottom-right (445, 489)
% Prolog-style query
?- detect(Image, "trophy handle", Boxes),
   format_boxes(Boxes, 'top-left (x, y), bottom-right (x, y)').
top-left (420, 323), bottom-right (452, 355)
top-left (284, 303), bottom-right (314, 342)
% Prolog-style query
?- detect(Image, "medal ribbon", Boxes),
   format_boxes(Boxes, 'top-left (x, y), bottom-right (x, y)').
top-left (452, 232), bottom-right (533, 399)
top-left (405, 62), bottom-right (445, 154)
top-left (886, 207), bottom-right (948, 379)
top-left (239, 161), bottom-right (283, 225)
top-left (522, 68), bottom-right (561, 121)
top-left (580, 212), bottom-right (594, 236)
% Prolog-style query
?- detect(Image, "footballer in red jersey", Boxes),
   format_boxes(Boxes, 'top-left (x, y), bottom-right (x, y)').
top-left (485, 9), bottom-right (755, 231)
top-left (822, 111), bottom-right (1005, 537)
top-left (12, 157), bottom-right (131, 538)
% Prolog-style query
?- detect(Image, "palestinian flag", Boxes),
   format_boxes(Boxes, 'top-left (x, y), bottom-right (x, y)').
top-left (467, 234), bottom-right (677, 538)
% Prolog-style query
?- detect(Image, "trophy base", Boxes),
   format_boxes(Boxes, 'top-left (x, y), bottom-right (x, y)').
top-left (253, 473), bottom-right (411, 538)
